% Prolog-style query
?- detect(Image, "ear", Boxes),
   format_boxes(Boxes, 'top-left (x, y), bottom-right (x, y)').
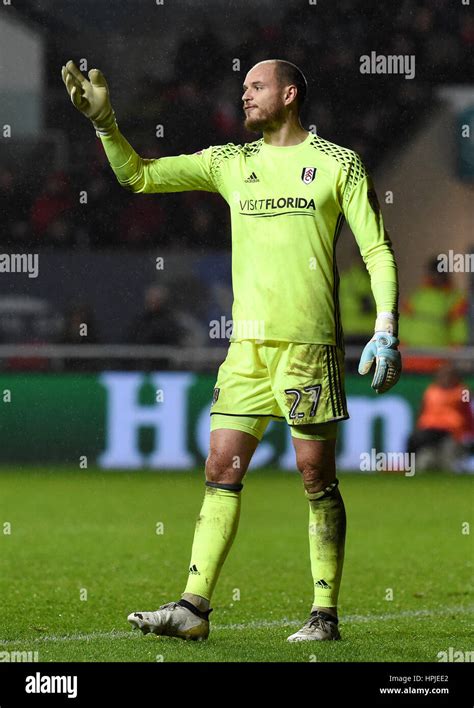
top-left (284, 85), bottom-right (298, 106)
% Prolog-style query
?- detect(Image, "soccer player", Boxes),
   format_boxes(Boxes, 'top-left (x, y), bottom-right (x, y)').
top-left (62, 58), bottom-right (401, 642)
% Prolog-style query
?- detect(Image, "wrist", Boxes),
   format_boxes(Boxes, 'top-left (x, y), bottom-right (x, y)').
top-left (92, 108), bottom-right (117, 136)
top-left (375, 312), bottom-right (398, 337)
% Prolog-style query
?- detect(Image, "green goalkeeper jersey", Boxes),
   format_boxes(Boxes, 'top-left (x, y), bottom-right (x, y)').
top-left (98, 127), bottom-right (398, 348)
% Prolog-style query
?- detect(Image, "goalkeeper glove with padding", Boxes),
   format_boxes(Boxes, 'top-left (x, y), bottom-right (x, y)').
top-left (358, 312), bottom-right (402, 394)
top-left (61, 60), bottom-right (117, 135)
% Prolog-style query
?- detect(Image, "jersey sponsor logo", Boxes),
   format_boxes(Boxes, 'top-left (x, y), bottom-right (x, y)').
top-left (239, 196), bottom-right (316, 217)
top-left (301, 166), bottom-right (317, 184)
top-left (211, 387), bottom-right (220, 405)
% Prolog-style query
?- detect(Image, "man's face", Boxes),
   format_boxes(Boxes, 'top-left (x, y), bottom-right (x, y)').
top-left (242, 63), bottom-right (287, 132)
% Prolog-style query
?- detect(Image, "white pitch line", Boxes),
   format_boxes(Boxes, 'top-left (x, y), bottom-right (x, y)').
top-left (215, 604), bottom-right (474, 630)
top-left (0, 605), bottom-right (472, 647)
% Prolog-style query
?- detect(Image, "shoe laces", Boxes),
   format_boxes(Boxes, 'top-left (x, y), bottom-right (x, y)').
top-left (306, 611), bottom-right (337, 630)
top-left (158, 602), bottom-right (180, 611)
top-left (158, 600), bottom-right (211, 621)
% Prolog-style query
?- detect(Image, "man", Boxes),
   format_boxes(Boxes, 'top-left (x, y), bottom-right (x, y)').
top-left (62, 58), bottom-right (401, 642)
top-left (407, 363), bottom-right (474, 471)
top-left (401, 257), bottom-right (468, 348)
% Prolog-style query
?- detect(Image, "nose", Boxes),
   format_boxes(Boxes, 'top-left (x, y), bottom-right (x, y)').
top-left (242, 88), bottom-right (252, 103)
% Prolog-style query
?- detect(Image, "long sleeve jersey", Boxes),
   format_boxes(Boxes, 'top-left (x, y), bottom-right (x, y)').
top-left (98, 126), bottom-right (399, 348)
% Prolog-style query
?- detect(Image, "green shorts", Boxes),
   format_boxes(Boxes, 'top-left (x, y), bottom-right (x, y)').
top-left (210, 340), bottom-right (349, 441)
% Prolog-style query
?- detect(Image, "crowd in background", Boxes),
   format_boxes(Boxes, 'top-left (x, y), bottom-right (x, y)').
top-left (2, 0), bottom-right (472, 249)
top-left (0, 0), bottom-right (471, 363)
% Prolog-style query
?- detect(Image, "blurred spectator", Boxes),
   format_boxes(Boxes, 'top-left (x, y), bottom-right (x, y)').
top-left (44, 217), bottom-right (74, 247)
top-left (58, 301), bottom-right (100, 370)
top-left (80, 171), bottom-right (120, 247)
top-left (401, 257), bottom-right (468, 348)
top-left (128, 285), bottom-right (184, 346)
top-left (59, 302), bottom-right (99, 344)
top-left (339, 249), bottom-right (376, 370)
top-left (407, 363), bottom-right (474, 471)
top-left (118, 195), bottom-right (166, 247)
top-left (30, 172), bottom-right (74, 242)
top-left (0, 167), bottom-right (30, 247)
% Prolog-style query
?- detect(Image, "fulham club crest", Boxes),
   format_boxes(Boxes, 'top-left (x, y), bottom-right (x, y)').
top-left (301, 166), bottom-right (316, 184)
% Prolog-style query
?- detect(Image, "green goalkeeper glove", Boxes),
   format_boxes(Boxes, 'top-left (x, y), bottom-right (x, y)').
top-left (61, 60), bottom-right (117, 135)
top-left (358, 312), bottom-right (402, 394)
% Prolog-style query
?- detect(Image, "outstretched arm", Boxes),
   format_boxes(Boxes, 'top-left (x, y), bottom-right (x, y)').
top-left (61, 60), bottom-right (218, 194)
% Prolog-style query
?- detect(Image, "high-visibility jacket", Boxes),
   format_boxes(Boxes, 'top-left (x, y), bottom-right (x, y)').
top-left (339, 263), bottom-right (376, 336)
top-left (401, 284), bottom-right (468, 347)
top-left (417, 382), bottom-right (474, 442)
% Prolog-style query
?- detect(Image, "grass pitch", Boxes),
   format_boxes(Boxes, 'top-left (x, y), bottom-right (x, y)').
top-left (0, 468), bottom-right (472, 662)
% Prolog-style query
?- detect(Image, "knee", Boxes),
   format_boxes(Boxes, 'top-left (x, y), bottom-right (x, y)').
top-left (205, 450), bottom-right (243, 485)
top-left (297, 458), bottom-right (335, 495)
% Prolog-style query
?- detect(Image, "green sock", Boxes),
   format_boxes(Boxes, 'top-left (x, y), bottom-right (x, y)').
top-left (306, 481), bottom-right (346, 609)
top-left (183, 483), bottom-right (242, 604)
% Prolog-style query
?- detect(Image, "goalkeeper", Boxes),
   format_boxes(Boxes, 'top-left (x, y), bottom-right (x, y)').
top-left (62, 58), bottom-right (401, 642)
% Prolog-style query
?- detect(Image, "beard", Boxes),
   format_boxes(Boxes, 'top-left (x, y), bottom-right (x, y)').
top-left (244, 102), bottom-right (287, 133)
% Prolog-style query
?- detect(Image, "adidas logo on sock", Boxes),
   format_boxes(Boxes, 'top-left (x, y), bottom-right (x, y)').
top-left (189, 564), bottom-right (201, 575)
top-left (314, 578), bottom-right (331, 589)
top-left (244, 172), bottom-right (259, 182)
